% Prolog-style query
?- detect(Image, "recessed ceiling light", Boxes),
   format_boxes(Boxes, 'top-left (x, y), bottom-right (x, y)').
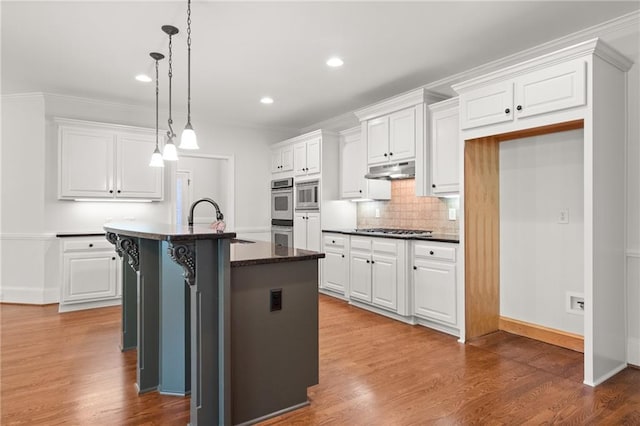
top-left (326, 57), bottom-right (344, 67)
top-left (135, 74), bottom-right (152, 83)
top-left (260, 97), bottom-right (274, 105)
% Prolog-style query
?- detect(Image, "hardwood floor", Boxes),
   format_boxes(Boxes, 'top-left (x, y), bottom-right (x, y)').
top-left (2, 295), bottom-right (640, 425)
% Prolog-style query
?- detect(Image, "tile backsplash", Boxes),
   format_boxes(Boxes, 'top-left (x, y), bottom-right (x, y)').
top-left (357, 179), bottom-right (459, 234)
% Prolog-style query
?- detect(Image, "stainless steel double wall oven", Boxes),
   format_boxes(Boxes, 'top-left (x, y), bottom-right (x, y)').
top-left (271, 177), bottom-right (294, 247)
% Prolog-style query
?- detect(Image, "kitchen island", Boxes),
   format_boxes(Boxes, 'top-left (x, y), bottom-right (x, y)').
top-left (104, 222), bottom-right (323, 426)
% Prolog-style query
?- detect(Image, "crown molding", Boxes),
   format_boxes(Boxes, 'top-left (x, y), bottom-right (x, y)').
top-left (427, 96), bottom-right (459, 113)
top-left (354, 88), bottom-right (448, 122)
top-left (425, 10), bottom-right (639, 95)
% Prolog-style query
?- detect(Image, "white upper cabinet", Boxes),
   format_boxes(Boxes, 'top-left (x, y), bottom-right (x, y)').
top-left (356, 89), bottom-right (445, 168)
top-left (428, 98), bottom-right (460, 195)
top-left (271, 145), bottom-right (294, 173)
top-left (339, 127), bottom-right (390, 200)
top-left (459, 59), bottom-right (586, 131)
top-left (294, 137), bottom-right (321, 176)
top-left (58, 119), bottom-right (163, 200)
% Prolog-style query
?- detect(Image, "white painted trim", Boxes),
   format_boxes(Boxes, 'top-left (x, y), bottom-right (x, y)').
top-left (627, 250), bottom-right (640, 258)
top-left (427, 97), bottom-right (459, 114)
top-left (585, 362), bottom-right (628, 387)
top-left (354, 88), bottom-right (447, 121)
top-left (425, 11), bottom-right (639, 95)
top-left (0, 233), bottom-right (56, 241)
top-left (628, 337), bottom-right (640, 367)
top-left (54, 117), bottom-right (156, 134)
top-left (338, 126), bottom-right (360, 138)
top-left (58, 298), bottom-right (121, 312)
top-left (0, 286), bottom-right (59, 305)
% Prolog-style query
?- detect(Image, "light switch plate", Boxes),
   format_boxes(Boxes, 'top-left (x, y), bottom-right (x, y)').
top-left (558, 209), bottom-right (569, 224)
top-left (448, 208), bottom-right (457, 221)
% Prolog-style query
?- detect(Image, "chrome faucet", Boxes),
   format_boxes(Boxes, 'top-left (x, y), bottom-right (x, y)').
top-left (187, 198), bottom-right (224, 227)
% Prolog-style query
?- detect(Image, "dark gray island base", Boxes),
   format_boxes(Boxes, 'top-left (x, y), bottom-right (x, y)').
top-left (103, 222), bottom-right (323, 426)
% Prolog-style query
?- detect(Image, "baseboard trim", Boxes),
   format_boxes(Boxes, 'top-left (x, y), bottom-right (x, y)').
top-left (1, 286), bottom-right (59, 305)
top-left (499, 316), bottom-right (584, 353)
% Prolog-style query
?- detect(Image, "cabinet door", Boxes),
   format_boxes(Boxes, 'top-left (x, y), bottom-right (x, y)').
top-left (323, 250), bottom-right (347, 294)
top-left (293, 212), bottom-right (307, 249)
top-left (515, 60), bottom-right (586, 119)
top-left (431, 106), bottom-right (460, 194)
top-left (62, 252), bottom-right (118, 303)
top-left (281, 145), bottom-right (294, 172)
top-left (271, 149), bottom-right (283, 173)
top-left (413, 259), bottom-right (456, 325)
top-left (59, 127), bottom-right (115, 198)
top-left (460, 81), bottom-right (513, 130)
top-left (367, 116), bottom-right (390, 164)
top-left (293, 142), bottom-right (307, 176)
top-left (340, 130), bottom-right (366, 198)
top-left (349, 252), bottom-right (372, 302)
top-left (117, 134), bottom-right (163, 199)
top-left (372, 254), bottom-right (398, 311)
top-left (306, 212), bottom-right (321, 252)
top-left (305, 138), bottom-right (321, 175)
top-left (389, 107), bottom-right (416, 161)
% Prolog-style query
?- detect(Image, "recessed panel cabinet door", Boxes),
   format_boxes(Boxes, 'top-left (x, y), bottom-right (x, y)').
top-left (305, 138), bottom-right (321, 175)
top-left (59, 127), bottom-right (115, 198)
top-left (367, 117), bottom-right (390, 165)
top-left (63, 252), bottom-right (118, 303)
top-left (460, 81), bottom-right (513, 130)
top-left (293, 142), bottom-right (307, 176)
top-left (413, 259), bottom-right (456, 325)
top-left (389, 107), bottom-right (416, 161)
top-left (117, 134), bottom-right (163, 199)
top-left (349, 253), bottom-right (372, 302)
top-left (306, 213), bottom-right (321, 252)
top-left (323, 250), bottom-right (347, 294)
top-left (372, 254), bottom-right (397, 311)
top-left (431, 105), bottom-right (460, 194)
top-left (293, 213), bottom-right (307, 249)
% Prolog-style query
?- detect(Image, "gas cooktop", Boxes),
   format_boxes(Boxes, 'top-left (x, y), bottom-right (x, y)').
top-left (354, 228), bottom-right (433, 236)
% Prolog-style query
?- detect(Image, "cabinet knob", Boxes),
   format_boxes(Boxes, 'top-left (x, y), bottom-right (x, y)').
top-left (516, 105), bottom-right (522, 111)
top-left (341, 254), bottom-right (345, 258)
top-left (332, 240), bottom-right (335, 244)
top-left (112, 257), bottom-right (116, 260)
top-left (366, 259), bottom-right (370, 263)
top-left (371, 260), bottom-right (375, 264)
top-left (109, 190), bottom-right (114, 194)
top-left (89, 243), bottom-right (93, 247)
top-left (505, 108), bottom-right (510, 114)
top-left (413, 266), bottom-right (417, 270)
top-left (384, 153), bottom-right (388, 157)
top-left (389, 152), bottom-right (393, 156)
top-left (432, 184), bottom-right (436, 188)
top-left (117, 190), bottom-right (121, 194)
top-left (359, 190), bottom-right (362, 193)
top-left (430, 250), bottom-right (434, 255)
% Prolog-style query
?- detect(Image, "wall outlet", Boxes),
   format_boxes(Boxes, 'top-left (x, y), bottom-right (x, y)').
top-left (375, 208), bottom-right (380, 218)
top-left (558, 208), bottom-right (569, 224)
top-left (448, 208), bottom-right (457, 221)
top-left (566, 292), bottom-right (584, 315)
top-left (270, 288), bottom-right (282, 312)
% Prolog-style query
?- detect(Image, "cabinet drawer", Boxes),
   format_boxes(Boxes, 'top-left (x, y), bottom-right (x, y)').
top-left (414, 244), bottom-right (455, 262)
top-left (372, 240), bottom-right (399, 256)
top-left (350, 237), bottom-right (372, 251)
top-left (63, 239), bottom-right (113, 252)
top-left (324, 235), bottom-right (347, 248)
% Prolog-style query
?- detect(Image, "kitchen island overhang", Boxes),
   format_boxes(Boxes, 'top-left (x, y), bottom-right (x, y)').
top-left (104, 222), bottom-right (323, 426)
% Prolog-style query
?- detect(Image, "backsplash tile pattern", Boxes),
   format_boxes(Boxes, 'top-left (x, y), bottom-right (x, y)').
top-left (357, 179), bottom-right (459, 234)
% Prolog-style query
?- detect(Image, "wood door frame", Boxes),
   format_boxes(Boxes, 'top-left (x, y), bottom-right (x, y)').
top-left (463, 119), bottom-right (584, 340)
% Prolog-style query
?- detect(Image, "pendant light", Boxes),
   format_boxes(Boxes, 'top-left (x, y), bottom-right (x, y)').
top-left (162, 25), bottom-right (179, 161)
top-left (149, 52), bottom-right (165, 167)
top-left (179, 0), bottom-right (199, 150)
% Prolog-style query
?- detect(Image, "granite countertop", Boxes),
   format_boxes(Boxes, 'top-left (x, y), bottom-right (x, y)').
top-left (230, 240), bottom-right (324, 267)
top-left (103, 221), bottom-right (236, 242)
top-left (322, 229), bottom-right (460, 244)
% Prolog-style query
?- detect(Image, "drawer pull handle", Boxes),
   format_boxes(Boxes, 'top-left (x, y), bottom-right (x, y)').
top-left (429, 250), bottom-right (434, 255)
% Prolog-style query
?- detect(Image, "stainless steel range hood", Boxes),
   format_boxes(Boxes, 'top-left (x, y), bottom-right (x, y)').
top-left (365, 160), bottom-right (415, 180)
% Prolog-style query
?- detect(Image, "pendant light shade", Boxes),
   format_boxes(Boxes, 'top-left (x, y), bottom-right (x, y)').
top-left (149, 52), bottom-right (165, 168)
top-left (179, 0), bottom-right (199, 150)
top-left (162, 24), bottom-right (179, 161)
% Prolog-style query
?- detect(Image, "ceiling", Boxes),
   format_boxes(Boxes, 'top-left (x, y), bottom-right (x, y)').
top-left (2, 1), bottom-right (639, 131)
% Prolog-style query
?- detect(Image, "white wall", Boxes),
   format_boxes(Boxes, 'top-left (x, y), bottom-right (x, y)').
top-left (0, 93), bottom-right (295, 303)
top-left (500, 129), bottom-right (584, 335)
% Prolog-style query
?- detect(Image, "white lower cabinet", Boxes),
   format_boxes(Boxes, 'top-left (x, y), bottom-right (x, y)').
top-left (348, 236), bottom-right (407, 315)
top-left (321, 234), bottom-right (349, 298)
top-left (59, 237), bottom-right (122, 312)
top-left (412, 241), bottom-right (458, 329)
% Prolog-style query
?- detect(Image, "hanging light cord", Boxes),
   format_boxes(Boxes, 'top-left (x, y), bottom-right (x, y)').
top-left (155, 59), bottom-right (160, 149)
top-left (167, 33), bottom-right (176, 141)
top-left (186, 0), bottom-right (192, 124)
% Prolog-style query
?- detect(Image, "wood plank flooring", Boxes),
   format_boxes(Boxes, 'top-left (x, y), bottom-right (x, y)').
top-left (2, 295), bottom-right (640, 425)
